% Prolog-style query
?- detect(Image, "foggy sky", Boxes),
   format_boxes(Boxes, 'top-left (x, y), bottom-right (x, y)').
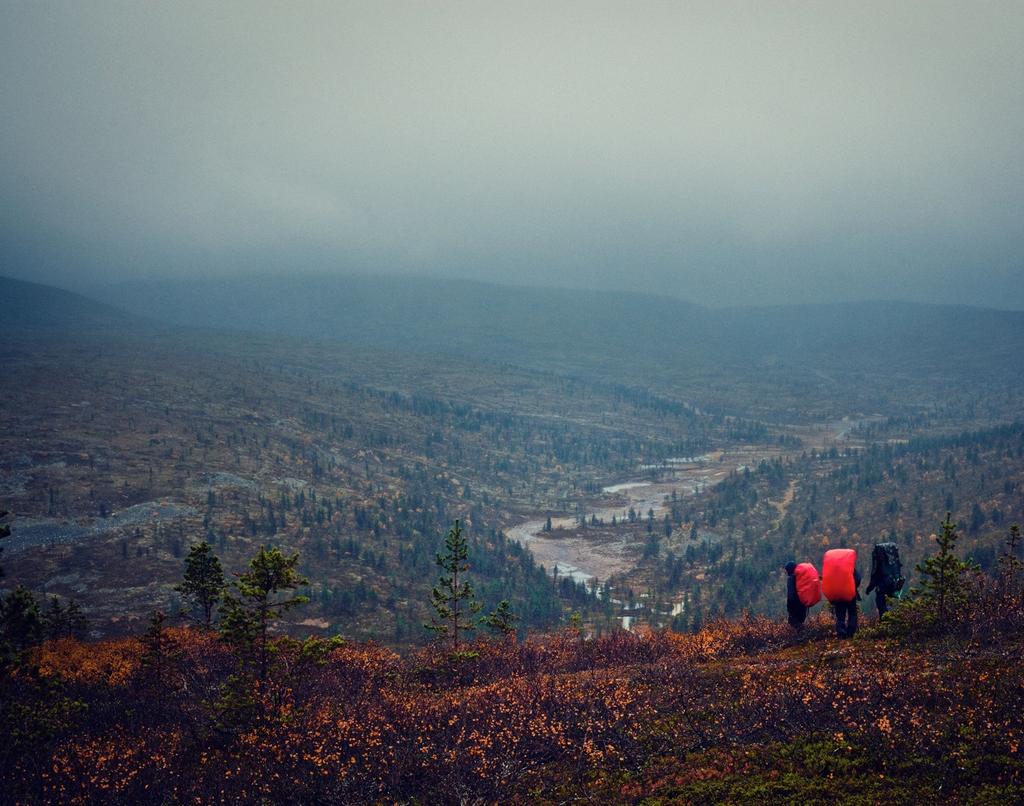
top-left (2, 1), bottom-right (1022, 308)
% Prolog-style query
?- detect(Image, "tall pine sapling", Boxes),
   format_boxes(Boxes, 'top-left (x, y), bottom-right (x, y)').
top-left (426, 520), bottom-right (481, 654)
top-left (890, 512), bottom-right (977, 635)
top-left (924, 513), bottom-right (976, 623)
top-left (42, 597), bottom-right (65, 641)
top-left (219, 545), bottom-right (308, 683)
top-left (175, 541), bottom-right (226, 628)
top-left (0, 586), bottom-right (42, 660)
top-left (0, 510), bottom-right (34, 670)
top-left (141, 610), bottom-right (180, 689)
top-left (997, 524), bottom-right (1023, 608)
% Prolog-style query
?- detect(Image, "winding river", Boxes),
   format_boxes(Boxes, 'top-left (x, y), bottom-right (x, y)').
top-left (507, 452), bottom-right (745, 586)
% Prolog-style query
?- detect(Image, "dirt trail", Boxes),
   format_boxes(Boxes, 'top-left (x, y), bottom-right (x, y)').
top-left (770, 479), bottom-right (799, 529)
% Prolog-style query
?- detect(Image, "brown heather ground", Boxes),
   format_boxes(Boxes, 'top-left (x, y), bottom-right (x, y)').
top-left (3, 613), bottom-right (1022, 805)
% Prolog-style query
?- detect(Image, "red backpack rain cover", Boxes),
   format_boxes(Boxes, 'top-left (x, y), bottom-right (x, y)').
top-left (794, 562), bottom-right (821, 607)
top-left (822, 548), bottom-right (857, 603)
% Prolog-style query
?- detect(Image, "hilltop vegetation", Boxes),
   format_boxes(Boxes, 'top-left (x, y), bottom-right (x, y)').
top-left (4, 610), bottom-right (1022, 803)
top-left (0, 276), bottom-right (140, 333)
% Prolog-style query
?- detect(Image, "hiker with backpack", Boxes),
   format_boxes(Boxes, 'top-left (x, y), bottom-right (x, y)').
top-left (784, 561), bottom-right (821, 629)
top-left (866, 541), bottom-right (905, 620)
top-left (822, 548), bottom-right (861, 639)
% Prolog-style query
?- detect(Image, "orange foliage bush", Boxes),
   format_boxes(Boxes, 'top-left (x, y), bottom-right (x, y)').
top-left (35, 637), bottom-right (143, 687)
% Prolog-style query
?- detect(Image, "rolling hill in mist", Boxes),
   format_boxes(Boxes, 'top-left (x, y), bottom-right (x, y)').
top-left (79, 273), bottom-right (1024, 378)
top-left (9, 272), bottom-right (1023, 424)
top-left (0, 276), bottom-right (142, 333)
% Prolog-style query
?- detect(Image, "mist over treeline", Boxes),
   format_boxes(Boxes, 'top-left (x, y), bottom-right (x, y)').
top-left (2, 2), bottom-right (1022, 308)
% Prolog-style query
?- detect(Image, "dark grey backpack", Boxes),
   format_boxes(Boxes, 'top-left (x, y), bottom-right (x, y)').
top-left (873, 542), bottom-right (905, 595)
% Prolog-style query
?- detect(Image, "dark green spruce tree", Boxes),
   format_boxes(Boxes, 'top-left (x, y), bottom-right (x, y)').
top-left (0, 587), bottom-right (42, 661)
top-left (891, 512), bottom-right (977, 635)
top-left (42, 597), bottom-right (89, 640)
top-left (175, 541), bottom-right (226, 628)
top-left (426, 520), bottom-right (481, 655)
top-left (0, 509), bottom-right (10, 577)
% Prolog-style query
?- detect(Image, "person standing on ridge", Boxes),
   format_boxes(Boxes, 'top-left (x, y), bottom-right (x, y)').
top-left (784, 562), bottom-right (806, 629)
top-left (866, 540), bottom-right (905, 621)
top-left (822, 548), bottom-right (861, 639)
top-left (785, 560), bottom-right (821, 630)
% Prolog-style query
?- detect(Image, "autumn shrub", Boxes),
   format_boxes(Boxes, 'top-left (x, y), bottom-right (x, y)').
top-left (962, 524), bottom-right (1024, 641)
top-left (411, 627), bottom-right (679, 689)
top-left (0, 667), bottom-right (88, 800)
top-left (961, 571), bottom-right (1024, 644)
top-left (885, 565), bottom-right (1024, 645)
top-left (319, 639), bottom-right (401, 694)
top-left (696, 611), bottom-right (833, 656)
top-left (36, 637), bottom-right (143, 688)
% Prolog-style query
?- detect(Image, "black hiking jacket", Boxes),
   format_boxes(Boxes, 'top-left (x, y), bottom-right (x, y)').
top-left (785, 562), bottom-right (802, 609)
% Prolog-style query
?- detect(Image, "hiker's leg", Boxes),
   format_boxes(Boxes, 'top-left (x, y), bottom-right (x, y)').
top-left (875, 590), bottom-right (887, 619)
top-left (833, 603), bottom-right (846, 638)
top-left (847, 602), bottom-right (858, 637)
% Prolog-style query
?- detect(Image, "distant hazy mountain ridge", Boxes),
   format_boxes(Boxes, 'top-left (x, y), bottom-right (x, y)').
top-left (6, 274), bottom-right (1024, 417)
top-left (79, 273), bottom-right (1024, 378)
top-left (0, 276), bottom-right (136, 332)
